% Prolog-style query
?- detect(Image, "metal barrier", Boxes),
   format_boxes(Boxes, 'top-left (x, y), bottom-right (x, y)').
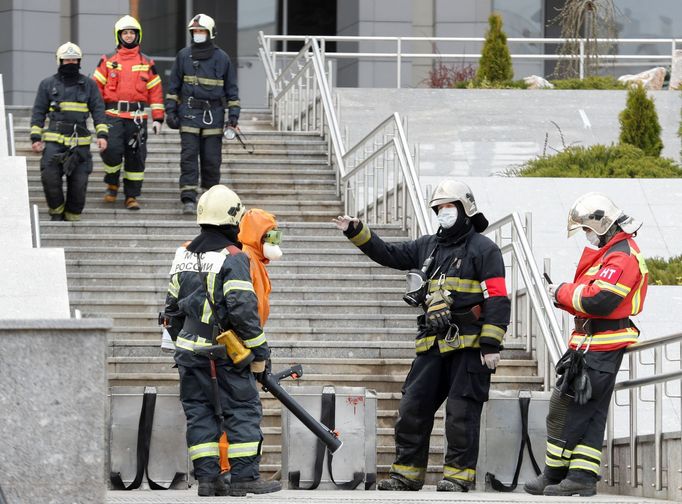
top-left (606, 332), bottom-right (682, 491)
top-left (261, 35), bottom-right (681, 86)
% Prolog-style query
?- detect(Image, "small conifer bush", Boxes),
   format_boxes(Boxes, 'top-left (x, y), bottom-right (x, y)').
top-left (619, 83), bottom-right (663, 157)
top-left (475, 13), bottom-right (513, 83)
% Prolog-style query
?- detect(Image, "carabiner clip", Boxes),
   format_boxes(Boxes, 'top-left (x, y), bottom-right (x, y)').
top-left (68, 123), bottom-right (79, 148)
top-left (133, 109), bottom-right (143, 126)
top-left (437, 273), bottom-right (446, 287)
top-left (202, 109), bottom-right (213, 125)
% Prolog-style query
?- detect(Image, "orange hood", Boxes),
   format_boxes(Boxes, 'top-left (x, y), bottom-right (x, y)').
top-left (238, 209), bottom-right (278, 325)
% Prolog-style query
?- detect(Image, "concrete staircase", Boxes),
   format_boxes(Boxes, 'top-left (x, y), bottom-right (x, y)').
top-left (13, 105), bottom-right (542, 484)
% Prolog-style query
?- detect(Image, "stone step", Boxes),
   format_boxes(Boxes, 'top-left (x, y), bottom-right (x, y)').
top-left (17, 144), bottom-right (328, 156)
top-left (34, 186), bottom-right (339, 200)
top-left (40, 220), bottom-right (409, 237)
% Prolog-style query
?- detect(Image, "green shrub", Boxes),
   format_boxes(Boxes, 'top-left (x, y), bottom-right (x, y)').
top-left (457, 79), bottom-right (528, 89)
top-left (619, 83), bottom-right (663, 157)
top-left (550, 76), bottom-right (625, 90)
top-left (646, 255), bottom-right (682, 285)
top-left (513, 144), bottom-right (682, 178)
top-left (475, 13), bottom-right (513, 83)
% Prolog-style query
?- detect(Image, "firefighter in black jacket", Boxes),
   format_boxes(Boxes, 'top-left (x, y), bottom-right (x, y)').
top-left (163, 185), bottom-right (281, 497)
top-left (334, 179), bottom-right (511, 492)
top-left (30, 42), bottom-right (108, 221)
top-left (164, 13), bottom-right (240, 215)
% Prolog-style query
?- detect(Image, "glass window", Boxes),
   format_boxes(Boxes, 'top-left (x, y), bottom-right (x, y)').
top-left (238, 0), bottom-right (277, 57)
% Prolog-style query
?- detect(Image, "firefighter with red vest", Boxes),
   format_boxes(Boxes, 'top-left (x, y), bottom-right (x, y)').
top-left (525, 192), bottom-right (648, 497)
top-left (335, 180), bottom-right (510, 492)
top-left (93, 15), bottom-right (164, 210)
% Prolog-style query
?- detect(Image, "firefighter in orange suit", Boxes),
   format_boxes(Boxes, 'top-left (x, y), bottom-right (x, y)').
top-left (525, 192), bottom-right (648, 497)
top-left (93, 15), bottom-right (164, 210)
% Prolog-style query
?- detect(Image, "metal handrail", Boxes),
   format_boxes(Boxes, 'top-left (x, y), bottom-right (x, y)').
top-left (262, 34), bottom-right (681, 85)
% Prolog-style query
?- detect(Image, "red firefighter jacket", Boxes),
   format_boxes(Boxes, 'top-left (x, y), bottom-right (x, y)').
top-left (555, 232), bottom-right (648, 351)
top-left (93, 46), bottom-right (164, 121)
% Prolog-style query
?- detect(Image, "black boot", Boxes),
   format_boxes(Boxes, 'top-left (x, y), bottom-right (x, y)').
top-left (524, 474), bottom-right (561, 495)
top-left (543, 477), bottom-right (597, 497)
top-left (229, 477), bottom-right (281, 495)
top-left (377, 476), bottom-right (421, 491)
top-left (436, 478), bottom-right (470, 492)
top-left (197, 475), bottom-right (229, 497)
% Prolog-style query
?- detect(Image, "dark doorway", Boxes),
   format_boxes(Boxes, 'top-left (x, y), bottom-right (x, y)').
top-left (277, 0), bottom-right (337, 53)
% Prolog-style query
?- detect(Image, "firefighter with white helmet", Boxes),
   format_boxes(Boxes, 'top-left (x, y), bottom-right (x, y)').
top-left (163, 185), bottom-right (281, 497)
top-left (334, 179), bottom-right (510, 492)
top-left (92, 15), bottom-right (165, 210)
top-left (524, 192), bottom-right (647, 497)
top-left (30, 42), bottom-right (108, 221)
top-left (165, 13), bottom-right (241, 215)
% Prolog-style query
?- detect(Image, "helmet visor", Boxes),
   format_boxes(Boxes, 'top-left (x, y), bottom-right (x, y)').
top-left (263, 229), bottom-right (282, 245)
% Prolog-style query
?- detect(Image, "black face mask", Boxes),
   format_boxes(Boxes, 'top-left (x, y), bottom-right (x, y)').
top-left (58, 63), bottom-right (80, 78)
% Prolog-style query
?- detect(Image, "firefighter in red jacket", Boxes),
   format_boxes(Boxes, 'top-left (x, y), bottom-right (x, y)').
top-left (525, 192), bottom-right (648, 497)
top-left (93, 15), bottom-right (164, 210)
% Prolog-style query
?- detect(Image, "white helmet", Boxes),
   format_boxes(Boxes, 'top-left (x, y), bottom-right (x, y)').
top-left (567, 192), bottom-right (642, 238)
top-left (114, 15), bottom-right (142, 46)
top-left (197, 185), bottom-right (245, 226)
top-left (429, 179), bottom-right (488, 231)
top-left (188, 13), bottom-right (216, 39)
top-left (56, 42), bottom-right (82, 63)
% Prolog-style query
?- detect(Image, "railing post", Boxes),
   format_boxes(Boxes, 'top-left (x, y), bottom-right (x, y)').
top-left (579, 39), bottom-right (585, 79)
top-left (628, 352), bottom-right (638, 487)
top-left (397, 38), bottom-right (402, 89)
top-left (606, 403), bottom-right (615, 486)
top-left (30, 204), bottom-right (41, 248)
top-left (525, 213), bottom-right (533, 352)
top-left (8, 112), bottom-right (15, 156)
top-left (654, 346), bottom-right (663, 491)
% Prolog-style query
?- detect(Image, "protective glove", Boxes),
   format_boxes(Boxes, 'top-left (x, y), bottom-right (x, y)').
top-left (151, 121), bottom-right (162, 135)
top-left (332, 215), bottom-right (359, 232)
top-left (425, 289), bottom-right (453, 332)
top-left (480, 352), bottom-right (500, 370)
top-left (250, 359), bottom-right (269, 383)
top-left (227, 116), bottom-right (239, 128)
top-left (546, 283), bottom-right (558, 301)
top-left (166, 113), bottom-right (180, 130)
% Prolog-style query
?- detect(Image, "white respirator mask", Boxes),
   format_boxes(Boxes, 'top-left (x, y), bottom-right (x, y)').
top-left (437, 207), bottom-right (459, 229)
top-left (585, 229), bottom-right (601, 247)
top-left (263, 243), bottom-right (283, 261)
top-left (192, 33), bottom-right (208, 44)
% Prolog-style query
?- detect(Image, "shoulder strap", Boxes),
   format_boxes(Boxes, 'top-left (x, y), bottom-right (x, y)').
top-left (196, 253), bottom-right (223, 334)
top-left (485, 395), bottom-right (541, 492)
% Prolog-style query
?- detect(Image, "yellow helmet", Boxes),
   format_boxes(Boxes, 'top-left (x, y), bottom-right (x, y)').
top-left (197, 185), bottom-right (245, 226)
top-left (114, 15), bottom-right (142, 46)
top-left (188, 13), bottom-right (216, 39)
top-left (55, 42), bottom-right (82, 63)
top-left (567, 192), bottom-right (642, 238)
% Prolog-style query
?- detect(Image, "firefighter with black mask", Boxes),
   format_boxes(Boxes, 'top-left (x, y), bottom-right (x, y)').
top-left (163, 185), bottom-right (281, 497)
top-left (30, 42), bottom-right (108, 221)
top-left (165, 13), bottom-right (240, 215)
top-left (524, 193), bottom-right (648, 497)
top-left (93, 15), bottom-right (165, 210)
top-left (334, 179), bottom-right (510, 492)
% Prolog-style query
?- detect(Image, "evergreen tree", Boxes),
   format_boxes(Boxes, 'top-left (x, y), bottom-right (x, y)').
top-left (619, 83), bottom-right (663, 157)
top-left (475, 13), bottom-right (513, 83)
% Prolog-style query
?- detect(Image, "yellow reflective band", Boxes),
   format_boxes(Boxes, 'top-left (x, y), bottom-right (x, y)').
top-left (106, 61), bottom-right (117, 69)
top-left (350, 225), bottom-right (371, 247)
top-left (202, 128), bottom-right (223, 136)
top-left (572, 284), bottom-right (585, 313)
top-left (415, 335), bottom-right (437, 353)
top-left (223, 279), bottom-right (255, 295)
top-left (180, 185), bottom-right (198, 192)
top-left (49, 204), bottom-right (65, 215)
top-left (631, 278), bottom-right (645, 314)
top-left (206, 273), bottom-right (217, 304)
top-left (93, 70), bottom-right (107, 85)
top-left (64, 211), bottom-right (81, 221)
top-left (59, 101), bottom-right (89, 112)
top-left (429, 277), bottom-right (482, 294)
top-left (189, 442), bottom-right (220, 461)
top-left (103, 163), bottom-right (122, 174)
top-left (545, 456), bottom-right (569, 468)
top-left (150, 103), bottom-right (165, 110)
top-left (201, 299), bottom-right (212, 324)
top-left (183, 75), bottom-right (224, 86)
top-left (42, 131), bottom-right (92, 146)
top-left (95, 124), bottom-right (109, 134)
top-left (480, 324), bottom-right (505, 343)
top-left (586, 264), bottom-right (601, 276)
top-left (227, 441), bottom-right (260, 458)
top-left (176, 336), bottom-right (212, 352)
top-left (168, 274), bottom-right (180, 298)
top-left (227, 100), bottom-right (241, 108)
top-left (443, 465), bottom-right (475, 482)
top-left (243, 332), bottom-right (266, 349)
top-left (569, 458), bottom-right (600, 474)
top-left (438, 334), bottom-right (480, 353)
top-left (594, 280), bottom-right (630, 297)
top-left (390, 463), bottom-right (426, 482)
top-left (146, 75), bottom-right (161, 89)
top-left (547, 442), bottom-right (571, 458)
top-left (633, 251), bottom-right (649, 275)
top-left (573, 444), bottom-right (601, 461)
top-left (573, 328), bottom-right (639, 343)
top-left (180, 126), bottom-right (200, 135)
top-left (31, 125), bottom-right (43, 135)
top-left (123, 170), bottom-right (144, 181)
top-left (132, 64), bottom-right (150, 72)
top-left (165, 93), bottom-right (180, 103)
